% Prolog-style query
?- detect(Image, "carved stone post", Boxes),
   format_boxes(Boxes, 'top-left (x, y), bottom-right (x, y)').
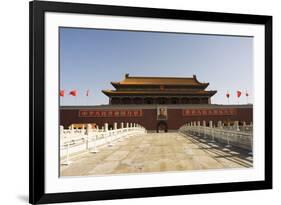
top-left (203, 120), bottom-right (206, 138)
top-left (104, 123), bottom-right (108, 131)
top-left (114, 122), bottom-right (117, 130)
top-left (86, 124), bottom-right (91, 134)
top-left (60, 125), bottom-right (64, 137)
top-left (234, 121), bottom-right (240, 131)
top-left (218, 121), bottom-right (222, 129)
top-left (88, 124), bottom-right (98, 153)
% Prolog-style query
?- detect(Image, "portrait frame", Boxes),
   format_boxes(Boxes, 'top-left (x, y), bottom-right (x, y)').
top-left (157, 107), bottom-right (168, 121)
top-left (29, 0), bottom-right (272, 204)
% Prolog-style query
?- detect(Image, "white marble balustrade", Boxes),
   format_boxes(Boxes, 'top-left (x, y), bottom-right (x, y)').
top-left (179, 121), bottom-right (253, 152)
top-left (60, 122), bottom-right (146, 165)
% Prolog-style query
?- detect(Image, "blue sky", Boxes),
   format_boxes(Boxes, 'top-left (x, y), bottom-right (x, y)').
top-left (59, 27), bottom-right (253, 106)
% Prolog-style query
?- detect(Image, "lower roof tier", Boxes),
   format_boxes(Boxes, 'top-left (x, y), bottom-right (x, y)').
top-left (102, 90), bottom-right (217, 97)
top-left (110, 96), bottom-right (211, 105)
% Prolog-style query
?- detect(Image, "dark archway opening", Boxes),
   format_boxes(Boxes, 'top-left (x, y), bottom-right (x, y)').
top-left (108, 124), bottom-right (114, 130)
top-left (144, 98), bottom-right (153, 104)
top-left (157, 121), bottom-right (168, 133)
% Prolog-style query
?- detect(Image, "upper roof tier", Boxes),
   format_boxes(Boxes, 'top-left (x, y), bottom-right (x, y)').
top-left (111, 74), bottom-right (209, 88)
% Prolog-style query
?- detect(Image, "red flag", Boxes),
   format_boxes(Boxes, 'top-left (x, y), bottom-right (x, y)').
top-left (246, 92), bottom-right (249, 97)
top-left (59, 90), bottom-right (64, 97)
top-left (69, 89), bottom-right (77, 96)
top-left (237, 90), bottom-right (242, 98)
top-left (226, 92), bottom-right (230, 98)
top-left (86, 89), bottom-right (90, 96)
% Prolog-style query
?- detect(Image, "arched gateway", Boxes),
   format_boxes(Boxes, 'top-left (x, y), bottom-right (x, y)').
top-left (157, 121), bottom-right (168, 133)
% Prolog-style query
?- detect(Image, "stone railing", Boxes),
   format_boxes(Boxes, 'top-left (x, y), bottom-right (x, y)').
top-left (60, 122), bottom-right (147, 165)
top-left (222, 121), bottom-right (253, 133)
top-left (179, 120), bottom-right (253, 152)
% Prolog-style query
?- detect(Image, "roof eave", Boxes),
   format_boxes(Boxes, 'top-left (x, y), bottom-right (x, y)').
top-left (193, 75), bottom-right (210, 87)
top-left (102, 90), bottom-right (217, 97)
top-left (112, 83), bottom-right (210, 88)
top-left (110, 82), bottom-right (120, 89)
top-left (101, 90), bottom-right (113, 97)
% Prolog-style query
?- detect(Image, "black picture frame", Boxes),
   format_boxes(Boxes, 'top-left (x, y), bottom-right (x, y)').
top-left (29, 0), bottom-right (272, 204)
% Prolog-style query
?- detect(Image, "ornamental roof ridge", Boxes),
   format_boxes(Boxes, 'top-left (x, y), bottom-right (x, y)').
top-left (111, 73), bottom-right (209, 87)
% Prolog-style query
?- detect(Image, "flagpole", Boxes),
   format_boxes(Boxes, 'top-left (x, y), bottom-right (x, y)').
top-left (87, 89), bottom-right (89, 106)
top-left (60, 92), bottom-right (62, 106)
top-left (226, 90), bottom-right (229, 105)
top-left (246, 90), bottom-right (249, 104)
top-left (59, 89), bottom-right (64, 106)
top-left (236, 90), bottom-right (242, 105)
top-left (86, 89), bottom-right (90, 106)
top-left (75, 90), bottom-right (78, 106)
top-left (226, 90), bottom-right (230, 105)
top-left (237, 90), bottom-right (240, 105)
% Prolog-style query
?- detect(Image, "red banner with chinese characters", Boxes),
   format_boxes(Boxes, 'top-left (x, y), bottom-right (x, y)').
top-left (182, 108), bottom-right (237, 116)
top-left (79, 109), bottom-right (143, 117)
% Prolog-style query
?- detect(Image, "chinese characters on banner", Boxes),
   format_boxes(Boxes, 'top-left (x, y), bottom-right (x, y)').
top-left (182, 108), bottom-right (237, 116)
top-left (79, 109), bottom-right (143, 117)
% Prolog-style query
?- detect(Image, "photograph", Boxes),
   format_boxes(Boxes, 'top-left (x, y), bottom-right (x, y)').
top-left (59, 27), bottom-right (254, 177)
top-left (29, 1), bottom-right (272, 203)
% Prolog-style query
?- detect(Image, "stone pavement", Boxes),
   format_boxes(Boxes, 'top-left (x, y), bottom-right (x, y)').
top-left (60, 132), bottom-right (252, 176)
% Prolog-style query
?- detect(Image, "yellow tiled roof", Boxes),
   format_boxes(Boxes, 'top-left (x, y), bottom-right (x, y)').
top-left (112, 74), bottom-right (208, 86)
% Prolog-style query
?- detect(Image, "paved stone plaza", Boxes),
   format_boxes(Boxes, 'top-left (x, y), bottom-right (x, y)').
top-left (60, 132), bottom-right (253, 176)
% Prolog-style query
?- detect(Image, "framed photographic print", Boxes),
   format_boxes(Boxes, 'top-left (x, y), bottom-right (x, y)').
top-left (29, 0), bottom-right (272, 204)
